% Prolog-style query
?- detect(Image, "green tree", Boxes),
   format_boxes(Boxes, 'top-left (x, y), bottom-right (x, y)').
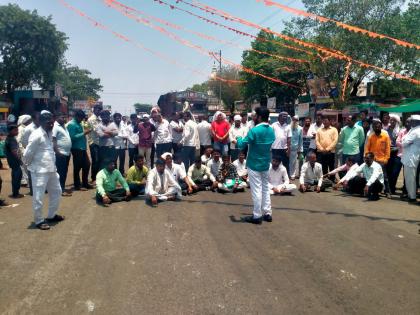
top-left (0, 4), bottom-right (68, 93)
top-left (56, 65), bottom-right (102, 106)
top-left (284, 0), bottom-right (420, 100)
top-left (133, 103), bottom-right (153, 113)
top-left (240, 31), bottom-right (308, 106)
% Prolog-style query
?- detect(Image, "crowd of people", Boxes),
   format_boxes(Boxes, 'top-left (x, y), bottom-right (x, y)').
top-left (2, 104), bottom-right (419, 229)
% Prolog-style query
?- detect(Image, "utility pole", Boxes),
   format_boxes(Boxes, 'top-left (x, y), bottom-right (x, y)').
top-left (218, 50), bottom-right (222, 107)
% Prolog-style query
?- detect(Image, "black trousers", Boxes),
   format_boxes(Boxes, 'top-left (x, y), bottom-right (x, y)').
top-left (156, 143), bottom-right (172, 159)
top-left (116, 148), bottom-right (126, 175)
top-left (89, 144), bottom-right (100, 182)
top-left (128, 148), bottom-right (137, 168)
top-left (98, 146), bottom-right (116, 170)
top-left (11, 165), bottom-right (22, 196)
top-left (96, 188), bottom-right (128, 203)
top-left (386, 151), bottom-right (402, 194)
top-left (317, 152), bottom-right (335, 180)
top-left (71, 149), bottom-right (90, 188)
top-left (56, 154), bottom-right (70, 191)
top-left (348, 177), bottom-right (383, 198)
top-left (192, 179), bottom-right (213, 191)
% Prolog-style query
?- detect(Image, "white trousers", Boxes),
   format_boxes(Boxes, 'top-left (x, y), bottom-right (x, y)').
top-left (248, 169), bottom-right (271, 218)
top-left (138, 147), bottom-right (152, 168)
top-left (289, 149), bottom-right (299, 179)
top-left (21, 165), bottom-right (28, 185)
top-left (147, 186), bottom-right (181, 201)
top-left (31, 172), bottom-right (62, 225)
top-left (268, 183), bottom-right (297, 195)
top-left (404, 166), bottom-right (418, 199)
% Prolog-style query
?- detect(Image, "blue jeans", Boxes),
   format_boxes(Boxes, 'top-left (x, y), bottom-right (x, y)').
top-left (182, 146), bottom-right (196, 170)
top-left (213, 141), bottom-right (228, 155)
top-left (129, 183), bottom-right (145, 197)
top-left (11, 165), bottom-right (22, 196)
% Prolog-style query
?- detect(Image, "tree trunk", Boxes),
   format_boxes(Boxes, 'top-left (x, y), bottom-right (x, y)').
top-left (350, 78), bottom-right (363, 97)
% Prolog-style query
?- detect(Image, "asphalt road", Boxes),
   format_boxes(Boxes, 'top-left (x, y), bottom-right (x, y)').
top-left (0, 174), bottom-right (419, 314)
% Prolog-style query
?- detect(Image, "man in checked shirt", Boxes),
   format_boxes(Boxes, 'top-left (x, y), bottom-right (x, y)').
top-left (216, 155), bottom-right (247, 193)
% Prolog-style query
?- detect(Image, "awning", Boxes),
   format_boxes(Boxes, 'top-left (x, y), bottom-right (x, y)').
top-left (377, 99), bottom-right (420, 113)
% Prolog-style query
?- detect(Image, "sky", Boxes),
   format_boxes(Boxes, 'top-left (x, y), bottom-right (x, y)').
top-left (2, 0), bottom-right (305, 114)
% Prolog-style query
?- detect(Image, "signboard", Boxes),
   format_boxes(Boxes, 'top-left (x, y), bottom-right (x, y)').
top-left (295, 103), bottom-right (310, 118)
top-left (267, 97), bottom-right (276, 110)
top-left (307, 77), bottom-right (333, 104)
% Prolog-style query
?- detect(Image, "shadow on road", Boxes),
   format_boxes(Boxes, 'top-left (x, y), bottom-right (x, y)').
top-left (184, 199), bottom-right (420, 225)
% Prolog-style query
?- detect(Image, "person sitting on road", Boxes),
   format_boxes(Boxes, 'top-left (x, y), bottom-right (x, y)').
top-left (346, 152), bottom-right (384, 201)
top-left (216, 155), bottom-right (247, 193)
top-left (324, 157), bottom-right (359, 190)
top-left (162, 152), bottom-right (193, 195)
top-left (96, 160), bottom-right (131, 206)
top-left (187, 157), bottom-right (217, 192)
top-left (146, 158), bottom-right (182, 207)
top-left (126, 155), bottom-right (148, 197)
top-left (299, 151), bottom-right (332, 193)
top-left (233, 151), bottom-right (249, 185)
top-left (201, 146), bottom-right (213, 165)
top-left (268, 156), bottom-right (297, 195)
top-left (206, 149), bottom-right (222, 179)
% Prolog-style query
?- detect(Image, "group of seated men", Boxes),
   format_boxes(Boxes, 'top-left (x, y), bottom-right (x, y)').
top-left (96, 144), bottom-right (388, 207)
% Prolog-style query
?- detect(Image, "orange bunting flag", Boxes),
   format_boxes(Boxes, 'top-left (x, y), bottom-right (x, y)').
top-left (258, 0), bottom-right (420, 50)
top-left (58, 0), bottom-right (245, 84)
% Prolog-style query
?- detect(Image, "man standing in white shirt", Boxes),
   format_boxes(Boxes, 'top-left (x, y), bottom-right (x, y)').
top-left (229, 115), bottom-right (247, 162)
top-left (127, 114), bottom-right (139, 167)
top-left (170, 112), bottom-right (184, 154)
top-left (309, 114), bottom-right (323, 152)
top-left (96, 110), bottom-right (118, 171)
top-left (86, 104), bottom-right (102, 182)
top-left (113, 112), bottom-right (128, 175)
top-left (180, 111), bottom-right (198, 170)
top-left (154, 113), bottom-right (172, 158)
top-left (197, 114), bottom-right (212, 155)
top-left (401, 115), bottom-right (420, 203)
top-left (23, 112), bottom-right (64, 230)
top-left (271, 112), bottom-right (291, 173)
top-left (52, 113), bottom-right (72, 197)
top-left (347, 152), bottom-right (384, 201)
top-left (269, 156), bottom-right (296, 195)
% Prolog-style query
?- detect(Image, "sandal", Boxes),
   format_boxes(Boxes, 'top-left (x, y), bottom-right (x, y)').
top-left (36, 222), bottom-right (50, 230)
top-left (45, 214), bottom-right (65, 223)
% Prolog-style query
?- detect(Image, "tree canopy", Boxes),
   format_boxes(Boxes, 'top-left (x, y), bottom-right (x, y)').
top-left (133, 103), bottom-right (153, 113)
top-left (0, 4), bottom-right (68, 93)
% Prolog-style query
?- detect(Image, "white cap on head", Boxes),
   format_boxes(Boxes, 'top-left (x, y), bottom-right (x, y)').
top-left (142, 114), bottom-right (150, 119)
top-left (293, 115), bottom-right (299, 120)
top-left (389, 113), bottom-right (400, 123)
top-left (234, 115), bottom-right (241, 121)
top-left (161, 152), bottom-right (172, 160)
top-left (41, 110), bottom-right (52, 115)
top-left (411, 114), bottom-right (420, 121)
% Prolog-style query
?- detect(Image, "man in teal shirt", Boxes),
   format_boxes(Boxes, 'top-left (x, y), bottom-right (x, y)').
top-left (96, 160), bottom-right (131, 206)
top-left (338, 115), bottom-right (365, 164)
top-left (67, 110), bottom-right (92, 190)
top-left (237, 107), bottom-right (275, 224)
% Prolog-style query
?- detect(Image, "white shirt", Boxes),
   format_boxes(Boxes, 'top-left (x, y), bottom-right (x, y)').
top-left (180, 119), bottom-right (198, 147)
top-left (146, 168), bottom-right (180, 195)
top-left (167, 163), bottom-right (187, 181)
top-left (233, 159), bottom-right (247, 177)
top-left (96, 122), bottom-right (118, 147)
top-left (170, 120), bottom-right (184, 144)
top-left (355, 161), bottom-right (384, 186)
top-left (206, 158), bottom-right (222, 178)
top-left (309, 123), bottom-right (323, 149)
top-left (197, 120), bottom-right (212, 146)
top-left (269, 164), bottom-right (289, 186)
top-left (271, 122), bottom-right (291, 150)
top-left (154, 119), bottom-right (172, 144)
top-left (401, 125), bottom-right (420, 168)
top-left (126, 124), bottom-right (139, 148)
top-left (114, 123), bottom-right (128, 149)
top-left (201, 154), bottom-right (212, 165)
top-left (229, 125), bottom-right (247, 149)
top-left (299, 162), bottom-right (323, 187)
top-left (87, 114), bottom-right (101, 145)
top-left (20, 122), bottom-right (37, 148)
top-left (52, 121), bottom-right (72, 156)
top-left (23, 127), bottom-right (56, 173)
top-left (337, 163), bottom-right (360, 184)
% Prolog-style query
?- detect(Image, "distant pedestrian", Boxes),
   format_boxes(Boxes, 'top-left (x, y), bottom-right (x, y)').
top-left (52, 113), bottom-right (72, 196)
top-left (86, 104), bottom-right (102, 182)
top-left (127, 114), bottom-right (139, 167)
top-left (5, 125), bottom-right (24, 199)
top-left (229, 115), bottom-right (247, 162)
top-left (338, 115), bottom-right (365, 164)
top-left (289, 115), bottom-right (303, 180)
top-left (23, 111), bottom-right (64, 230)
top-left (96, 110), bottom-right (118, 170)
top-left (180, 111), bottom-right (198, 170)
top-left (170, 112), bottom-right (184, 154)
top-left (138, 114), bottom-right (155, 168)
top-left (271, 111), bottom-right (291, 173)
top-left (197, 114), bottom-right (212, 155)
top-left (153, 113), bottom-right (172, 158)
top-left (316, 116), bottom-right (338, 181)
top-left (113, 112), bottom-right (128, 175)
top-left (237, 107), bottom-right (275, 224)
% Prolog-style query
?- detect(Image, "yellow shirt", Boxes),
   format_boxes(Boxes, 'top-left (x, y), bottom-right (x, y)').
top-left (316, 126), bottom-right (338, 152)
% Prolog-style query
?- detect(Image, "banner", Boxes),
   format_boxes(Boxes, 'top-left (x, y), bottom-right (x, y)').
top-left (267, 97), bottom-right (276, 110)
top-left (295, 103), bottom-right (309, 117)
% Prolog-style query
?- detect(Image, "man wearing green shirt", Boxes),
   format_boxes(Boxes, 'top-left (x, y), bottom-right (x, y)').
top-left (339, 115), bottom-right (365, 164)
top-left (96, 160), bottom-right (131, 206)
top-left (67, 110), bottom-right (92, 191)
top-left (126, 155), bottom-right (148, 196)
top-left (237, 107), bottom-right (275, 225)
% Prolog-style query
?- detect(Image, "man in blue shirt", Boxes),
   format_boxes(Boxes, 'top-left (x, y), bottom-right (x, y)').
top-left (237, 107), bottom-right (275, 224)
